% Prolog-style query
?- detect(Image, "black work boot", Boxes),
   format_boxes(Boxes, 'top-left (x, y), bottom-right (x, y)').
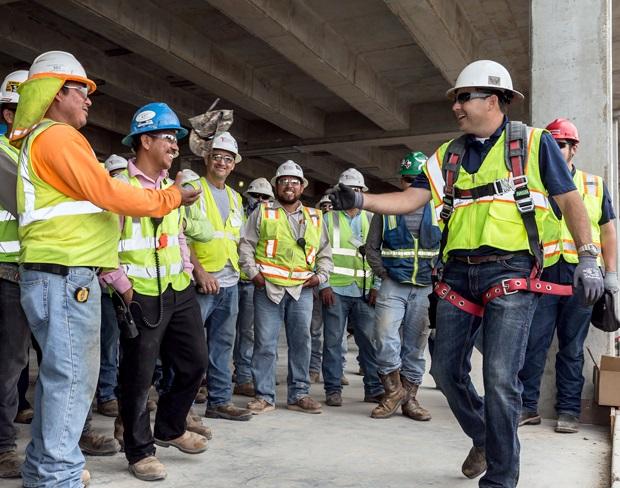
top-left (371, 370), bottom-right (405, 419)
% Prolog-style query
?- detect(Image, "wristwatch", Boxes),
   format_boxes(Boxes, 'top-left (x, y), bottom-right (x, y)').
top-left (577, 243), bottom-right (600, 257)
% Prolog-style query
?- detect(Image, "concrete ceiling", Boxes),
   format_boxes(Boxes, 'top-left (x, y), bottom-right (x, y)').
top-left (0, 0), bottom-right (615, 201)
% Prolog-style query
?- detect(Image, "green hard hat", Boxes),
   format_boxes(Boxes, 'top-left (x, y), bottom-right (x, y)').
top-left (399, 151), bottom-right (427, 176)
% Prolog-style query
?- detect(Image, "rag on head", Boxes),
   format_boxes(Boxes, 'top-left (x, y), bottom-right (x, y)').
top-left (188, 109), bottom-right (234, 157)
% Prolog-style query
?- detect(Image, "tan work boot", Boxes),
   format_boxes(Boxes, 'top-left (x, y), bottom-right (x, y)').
top-left (247, 397), bottom-right (276, 414)
top-left (462, 446), bottom-right (486, 479)
top-left (371, 370), bottom-right (405, 419)
top-left (81, 469), bottom-right (91, 486)
top-left (186, 410), bottom-right (213, 440)
top-left (97, 399), bottom-right (119, 417)
top-left (0, 450), bottom-right (22, 478)
top-left (287, 396), bottom-right (322, 414)
top-left (129, 456), bottom-right (167, 481)
top-left (401, 377), bottom-right (432, 421)
top-left (114, 415), bottom-right (124, 452)
top-left (79, 428), bottom-right (120, 456)
top-left (154, 431), bottom-right (208, 454)
top-left (194, 386), bottom-right (208, 404)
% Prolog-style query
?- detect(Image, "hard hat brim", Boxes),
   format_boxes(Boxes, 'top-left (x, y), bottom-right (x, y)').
top-left (30, 72), bottom-right (97, 94)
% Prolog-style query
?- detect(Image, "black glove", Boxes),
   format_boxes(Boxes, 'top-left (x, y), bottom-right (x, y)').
top-left (573, 255), bottom-right (604, 305)
top-left (326, 183), bottom-right (363, 210)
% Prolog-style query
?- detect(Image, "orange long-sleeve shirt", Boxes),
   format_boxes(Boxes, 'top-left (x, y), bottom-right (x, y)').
top-left (31, 123), bottom-right (181, 217)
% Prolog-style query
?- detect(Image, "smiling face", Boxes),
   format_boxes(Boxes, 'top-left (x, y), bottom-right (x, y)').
top-left (451, 87), bottom-right (496, 135)
top-left (205, 149), bottom-right (235, 184)
top-left (137, 130), bottom-right (179, 171)
top-left (55, 83), bottom-right (92, 129)
top-left (275, 176), bottom-right (303, 204)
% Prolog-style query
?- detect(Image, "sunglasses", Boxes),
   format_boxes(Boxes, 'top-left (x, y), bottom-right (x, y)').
top-left (63, 84), bottom-right (89, 100)
top-left (249, 192), bottom-right (271, 201)
top-left (454, 91), bottom-right (492, 104)
top-left (211, 154), bottom-right (235, 165)
top-left (147, 133), bottom-right (178, 144)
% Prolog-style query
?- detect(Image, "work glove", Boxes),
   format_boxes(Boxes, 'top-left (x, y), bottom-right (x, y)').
top-left (326, 183), bottom-right (363, 210)
top-left (573, 255), bottom-right (604, 305)
top-left (604, 271), bottom-right (619, 294)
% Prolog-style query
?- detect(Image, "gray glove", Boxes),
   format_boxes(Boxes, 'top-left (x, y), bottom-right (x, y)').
top-left (604, 271), bottom-right (619, 294)
top-left (573, 255), bottom-right (604, 305)
top-left (326, 183), bottom-right (363, 210)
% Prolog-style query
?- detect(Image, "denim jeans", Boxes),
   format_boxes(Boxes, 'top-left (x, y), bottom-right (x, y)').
top-left (310, 289), bottom-right (323, 372)
top-left (429, 256), bottom-right (538, 488)
top-left (0, 277), bottom-right (31, 453)
top-left (374, 278), bottom-right (431, 384)
top-left (97, 292), bottom-right (119, 403)
top-left (252, 287), bottom-right (313, 405)
top-left (322, 292), bottom-right (382, 396)
top-left (197, 285), bottom-right (239, 407)
top-left (520, 293), bottom-right (593, 417)
top-left (234, 282), bottom-right (255, 385)
top-left (19, 266), bottom-right (101, 488)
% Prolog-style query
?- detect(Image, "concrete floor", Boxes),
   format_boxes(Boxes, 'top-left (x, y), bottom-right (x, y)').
top-left (7, 341), bottom-right (611, 488)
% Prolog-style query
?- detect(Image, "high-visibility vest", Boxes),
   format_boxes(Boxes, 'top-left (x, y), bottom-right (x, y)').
top-left (543, 169), bottom-right (604, 266)
top-left (256, 205), bottom-right (322, 287)
top-left (424, 127), bottom-right (550, 260)
top-left (16, 119), bottom-right (119, 267)
top-left (326, 210), bottom-right (371, 290)
top-left (189, 177), bottom-right (243, 272)
top-left (0, 135), bottom-right (19, 263)
top-left (381, 202), bottom-right (441, 286)
top-left (116, 172), bottom-right (190, 296)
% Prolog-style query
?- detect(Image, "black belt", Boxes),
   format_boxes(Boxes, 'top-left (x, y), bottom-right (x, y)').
top-left (451, 253), bottom-right (523, 265)
top-left (22, 263), bottom-right (97, 276)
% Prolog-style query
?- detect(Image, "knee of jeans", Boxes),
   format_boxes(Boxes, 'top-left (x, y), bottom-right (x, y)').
top-left (429, 356), bottom-right (458, 389)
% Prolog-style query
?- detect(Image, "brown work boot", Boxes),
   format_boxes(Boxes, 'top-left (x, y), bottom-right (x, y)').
top-left (462, 446), bottom-right (486, 479)
top-left (186, 410), bottom-right (213, 440)
top-left (233, 382), bottom-right (255, 397)
top-left (205, 403), bottom-right (253, 421)
top-left (325, 391), bottom-right (343, 407)
top-left (371, 371), bottom-right (405, 419)
top-left (79, 428), bottom-right (120, 456)
top-left (340, 375), bottom-right (349, 386)
top-left (287, 396), bottom-right (322, 414)
top-left (363, 393), bottom-right (382, 404)
top-left (155, 431), bottom-right (208, 454)
top-left (247, 397), bottom-right (276, 414)
top-left (401, 377), bottom-right (432, 421)
top-left (97, 399), bottom-right (119, 417)
top-left (129, 456), bottom-right (167, 481)
top-left (81, 469), bottom-right (91, 486)
top-left (14, 407), bottom-right (33, 424)
top-left (0, 450), bottom-right (22, 478)
top-left (194, 386), bottom-right (208, 404)
top-left (309, 370), bottom-right (321, 383)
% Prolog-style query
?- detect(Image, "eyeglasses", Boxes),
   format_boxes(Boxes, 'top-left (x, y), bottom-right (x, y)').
top-left (454, 91), bottom-right (492, 104)
top-left (351, 187), bottom-right (363, 193)
top-left (277, 178), bottom-right (301, 187)
top-left (147, 133), bottom-right (178, 144)
top-left (211, 154), bottom-right (235, 165)
top-left (63, 84), bottom-right (89, 100)
top-left (556, 141), bottom-right (570, 149)
top-left (249, 192), bottom-right (271, 201)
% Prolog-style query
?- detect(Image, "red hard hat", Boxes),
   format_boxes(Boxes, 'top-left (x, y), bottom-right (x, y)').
top-left (545, 118), bottom-right (579, 143)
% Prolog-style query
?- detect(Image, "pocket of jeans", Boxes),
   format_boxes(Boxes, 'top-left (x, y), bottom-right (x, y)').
top-left (20, 279), bottom-right (49, 330)
top-left (66, 269), bottom-right (95, 290)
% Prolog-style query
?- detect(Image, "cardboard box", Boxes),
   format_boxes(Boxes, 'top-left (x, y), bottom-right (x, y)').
top-left (594, 355), bottom-right (620, 407)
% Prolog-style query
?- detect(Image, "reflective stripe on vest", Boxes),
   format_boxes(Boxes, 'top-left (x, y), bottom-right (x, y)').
top-left (0, 138), bottom-right (20, 262)
top-left (121, 262), bottom-right (184, 279)
top-left (327, 210), bottom-right (371, 289)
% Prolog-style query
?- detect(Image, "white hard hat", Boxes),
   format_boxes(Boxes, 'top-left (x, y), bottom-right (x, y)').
top-left (244, 177), bottom-right (274, 199)
top-left (179, 168), bottom-right (201, 186)
top-left (446, 60), bottom-right (523, 100)
top-left (28, 50), bottom-right (97, 93)
top-left (271, 160), bottom-right (308, 188)
top-left (212, 131), bottom-right (241, 163)
top-left (338, 168), bottom-right (368, 192)
top-left (104, 154), bottom-right (128, 173)
top-left (316, 194), bottom-right (332, 208)
top-left (0, 70), bottom-right (28, 104)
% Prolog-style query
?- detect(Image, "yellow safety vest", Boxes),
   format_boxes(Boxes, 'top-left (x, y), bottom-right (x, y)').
top-left (0, 134), bottom-right (19, 263)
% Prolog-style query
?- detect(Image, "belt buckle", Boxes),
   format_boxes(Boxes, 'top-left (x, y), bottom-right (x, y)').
top-left (466, 256), bottom-right (479, 265)
top-left (501, 278), bottom-right (518, 295)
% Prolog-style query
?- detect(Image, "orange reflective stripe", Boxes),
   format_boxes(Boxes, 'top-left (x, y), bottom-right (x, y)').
top-left (265, 239), bottom-right (278, 258)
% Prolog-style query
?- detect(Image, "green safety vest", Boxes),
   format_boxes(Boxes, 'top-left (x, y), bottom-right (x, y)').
top-left (189, 177), bottom-right (243, 272)
top-left (17, 119), bottom-right (119, 267)
top-left (543, 168), bottom-right (603, 266)
top-left (326, 210), bottom-right (371, 290)
top-left (256, 204), bottom-right (322, 287)
top-left (0, 134), bottom-right (19, 263)
top-left (424, 127), bottom-right (550, 260)
top-left (117, 172), bottom-right (190, 296)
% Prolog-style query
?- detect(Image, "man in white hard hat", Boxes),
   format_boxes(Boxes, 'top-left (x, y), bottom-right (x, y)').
top-left (186, 131), bottom-right (253, 421)
top-left (12, 51), bottom-right (201, 488)
top-left (104, 154), bottom-right (128, 177)
top-left (239, 160), bottom-right (332, 414)
top-left (327, 60), bottom-right (602, 487)
top-left (319, 168), bottom-right (382, 407)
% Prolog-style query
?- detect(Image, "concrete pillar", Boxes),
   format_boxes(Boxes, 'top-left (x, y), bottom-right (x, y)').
top-left (530, 0), bottom-right (615, 419)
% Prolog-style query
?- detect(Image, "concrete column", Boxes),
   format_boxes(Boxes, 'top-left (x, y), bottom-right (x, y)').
top-left (530, 0), bottom-right (615, 419)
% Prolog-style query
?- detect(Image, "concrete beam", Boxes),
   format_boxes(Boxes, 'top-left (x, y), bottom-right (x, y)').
top-left (206, 0), bottom-right (410, 131)
top-left (42, 0), bottom-right (325, 138)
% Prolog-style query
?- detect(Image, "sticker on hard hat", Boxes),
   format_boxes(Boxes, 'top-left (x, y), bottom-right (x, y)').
top-left (401, 159), bottom-right (412, 169)
top-left (5, 81), bottom-right (20, 93)
top-left (135, 110), bottom-right (156, 127)
top-left (488, 76), bottom-right (500, 86)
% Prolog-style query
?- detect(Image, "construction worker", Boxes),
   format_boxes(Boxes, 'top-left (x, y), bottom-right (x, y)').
top-left (104, 153), bottom-right (128, 177)
top-left (239, 160), bottom-right (333, 414)
top-left (327, 60), bottom-right (603, 488)
top-left (319, 168), bottom-right (382, 406)
top-left (187, 131), bottom-right (253, 421)
top-left (519, 118), bottom-right (617, 433)
top-left (365, 152), bottom-right (440, 421)
top-left (0, 69), bottom-right (30, 479)
top-left (12, 51), bottom-right (201, 488)
top-left (233, 177), bottom-right (274, 397)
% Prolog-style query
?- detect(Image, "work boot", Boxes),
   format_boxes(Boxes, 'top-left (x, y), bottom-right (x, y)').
top-left (114, 415), bottom-right (124, 452)
top-left (518, 411), bottom-right (541, 427)
top-left (363, 393), bottom-right (382, 404)
top-left (155, 431), bottom-right (208, 454)
top-left (205, 403), bottom-right (253, 421)
top-left (371, 371), bottom-right (405, 419)
top-left (325, 391), bottom-right (343, 407)
top-left (309, 370), bottom-right (321, 383)
top-left (0, 450), bottom-right (22, 478)
top-left (461, 446), bottom-right (486, 479)
top-left (147, 385), bottom-right (158, 411)
top-left (14, 407), bottom-right (33, 424)
top-left (287, 396), bottom-right (322, 414)
top-left (81, 469), bottom-right (91, 486)
top-left (233, 382), bottom-right (255, 397)
top-left (555, 413), bottom-right (579, 433)
top-left (340, 375), bottom-right (349, 386)
top-left (186, 410), bottom-right (213, 440)
top-left (401, 377), bottom-right (431, 421)
top-left (79, 428), bottom-right (120, 456)
top-left (97, 399), bottom-right (119, 417)
top-left (247, 397), bottom-right (276, 414)
top-left (129, 456), bottom-right (167, 481)
top-left (194, 386), bottom-right (208, 404)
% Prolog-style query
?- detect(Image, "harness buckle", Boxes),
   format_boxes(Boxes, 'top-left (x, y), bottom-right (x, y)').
top-left (493, 178), bottom-right (511, 195)
top-left (515, 196), bottom-right (535, 214)
top-left (501, 278), bottom-right (519, 295)
top-left (511, 175), bottom-right (528, 189)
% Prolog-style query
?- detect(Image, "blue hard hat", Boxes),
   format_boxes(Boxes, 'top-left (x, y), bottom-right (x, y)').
top-left (122, 102), bottom-right (188, 147)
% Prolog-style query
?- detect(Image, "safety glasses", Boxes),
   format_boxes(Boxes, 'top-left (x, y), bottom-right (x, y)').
top-left (277, 178), bottom-right (301, 187)
top-left (147, 133), bottom-right (178, 144)
top-left (249, 192), bottom-right (271, 201)
top-left (211, 154), bottom-right (235, 165)
top-left (63, 84), bottom-right (89, 100)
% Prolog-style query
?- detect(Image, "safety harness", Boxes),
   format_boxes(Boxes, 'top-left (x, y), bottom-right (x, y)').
top-left (433, 121), bottom-right (572, 317)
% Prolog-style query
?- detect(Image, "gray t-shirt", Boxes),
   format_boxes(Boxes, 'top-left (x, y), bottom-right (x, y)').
top-left (207, 180), bottom-right (230, 224)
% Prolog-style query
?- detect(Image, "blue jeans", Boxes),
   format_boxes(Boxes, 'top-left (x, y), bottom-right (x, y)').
top-left (19, 267), bottom-right (101, 488)
top-left (252, 287), bottom-right (313, 405)
top-left (374, 278), bottom-right (431, 384)
top-left (310, 289), bottom-right (323, 372)
top-left (520, 293), bottom-right (593, 417)
top-left (197, 285), bottom-right (239, 407)
top-left (97, 292), bottom-right (119, 403)
top-left (430, 256), bottom-right (538, 488)
top-left (322, 292), bottom-right (382, 396)
top-left (234, 282), bottom-right (255, 385)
